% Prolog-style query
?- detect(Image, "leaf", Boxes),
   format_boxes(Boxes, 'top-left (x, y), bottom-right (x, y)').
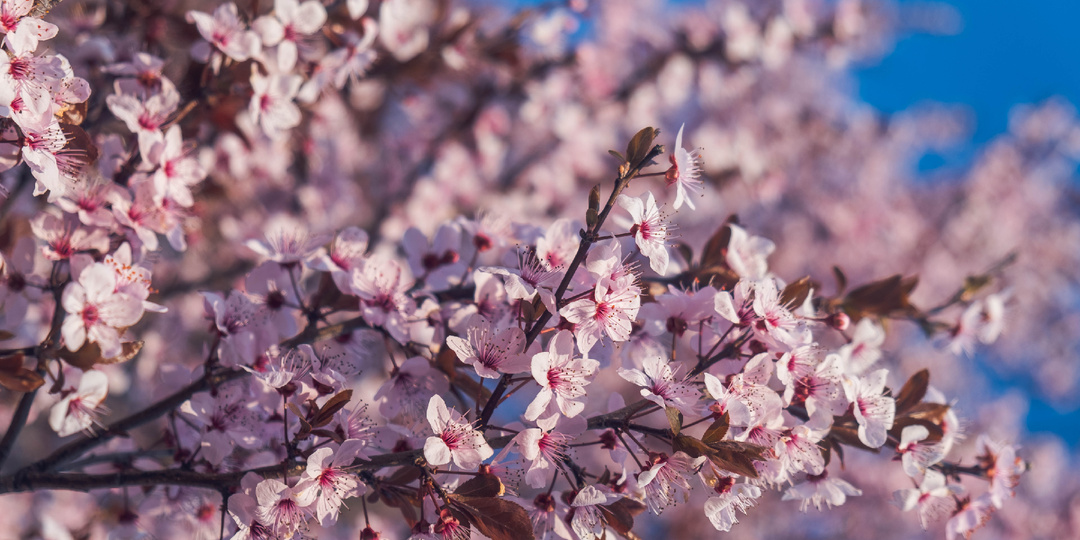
top-left (827, 423), bottom-right (879, 453)
top-left (673, 242), bottom-right (693, 267)
top-left (702, 413), bottom-right (729, 445)
top-left (588, 184), bottom-right (601, 213)
top-left (454, 473), bottom-right (505, 498)
top-left (288, 403), bottom-right (313, 439)
top-left (0, 330), bottom-right (14, 341)
top-left (895, 369), bottom-right (930, 414)
top-left (599, 498), bottom-right (645, 535)
top-left (780, 277), bottom-right (813, 309)
top-left (699, 222), bottom-right (732, 271)
top-left (843, 275), bottom-right (920, 321)
top-left (0, 353), bottom-right (43, 393)
top-left (672, 434), bottom-right (765, 478)
top-left (96, 341), bottom-right (144, 365)
top-left (624, 127), bottom-right (658, 167)
top-left (707, 441), bottom-right (765, 478)
top-left (903, 402), bottom-right (951, 425)
top-left (309, 389), bottom-right (353, 429)
top-left (665, 407), bottom-right (683, 436)
top-left (449, 496), bottom-right (536, 540)
top-left (890, 418), bottom-right (945, 444)
top-left (607, 150), bottom-right (626, 163)
top-left (57, 343), bottom-right (103, 370)
top-left (585, 208), bottom-right (599, 231)
top-left (832, 266), bottom-right (848, 295)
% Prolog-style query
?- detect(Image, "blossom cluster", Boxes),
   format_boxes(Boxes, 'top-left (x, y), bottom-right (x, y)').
top-left (0, 0), bottom-right (1067, 539)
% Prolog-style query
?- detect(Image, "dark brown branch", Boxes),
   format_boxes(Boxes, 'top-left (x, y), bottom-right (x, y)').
top-left (25, 316), bottom-right (370, 474)
top-left (479, 142), bottom-right (665, 428)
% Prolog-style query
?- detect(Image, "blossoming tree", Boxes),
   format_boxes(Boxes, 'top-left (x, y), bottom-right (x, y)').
top-left (0, 0), bottom-right (1072, 538)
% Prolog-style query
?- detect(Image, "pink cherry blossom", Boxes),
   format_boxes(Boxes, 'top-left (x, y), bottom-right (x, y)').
top-left (187, 3), bottom-right (261, 63)
top-left (893, 469), bottom-right (959, 529)
top-left (252, 0), bottom-right (327, 72)
top-left (569, 485), bottom-right (613, 540)
top-left (665, 123), bottom-right (704, 210)
top-left (0, 0), bottom-right (58, 54)
top-left (782, 470), bottom-right (862, 511)
top-left (704, 477), bottom-right (761, 532)
top-left (255, 478), bottom-right (315, 538)
top-left (422, 394), bottom-right (493, 469)
top-left (561, 279), bottom-right (641, 354)
top-left (249, 69), bottom-right (303, 139)
top-left (617, 192), bottom-right (670, 275)
top-left (897, 425), bottom-right (945, 478)
top-left (842, 368), bottom-right (896, 448)
top-left (61, 262), bottom-right (143, 358)
top-left (294, 441), bottom-right (365, 526)
top-left (445, 315), bottom-right (529, 379)
top-left (526, 329), bottom-right (598, 421)
top-left (636, 451), bottom-right (706, 515)
top-left (48, 370), bottom-right (109, 436)
top-left (617, 356), bottom-right (700, 416)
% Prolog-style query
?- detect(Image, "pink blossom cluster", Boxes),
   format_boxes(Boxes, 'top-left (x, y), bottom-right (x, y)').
top-left (0, 0), bottom-right (1072, 539)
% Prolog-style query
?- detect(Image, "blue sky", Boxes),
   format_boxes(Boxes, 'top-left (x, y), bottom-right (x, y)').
top-left (856, 0), bottom-right (1080, 441)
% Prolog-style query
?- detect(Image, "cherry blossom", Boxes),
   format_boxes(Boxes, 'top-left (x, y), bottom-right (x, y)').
top-left (569, 485), bottom-right (613, 540)
top-left (248, 69), bottom-right (303, 139)
top-left (703, 476), bottom-right (761, 532)
top-left (665, 123), bottom-right (704, 210)
top-left (897, 425), bottom-right (946, 478)
top-left (294, 441), bottom-right (365, 526)
top-left (526, 329), bottom-right (598, 421)
top-left (0, 0), bottom-right (58, 54)
top-left (423, 394), bottom-right (493, 469)
top-left (445, 315), bottom-right (529, 379)
top-left (782, 470), bottom-right (863, 511)
top-left (894, 470), bottom-right (959, 529)
top-left (255, 478), bottom-right (315, 538)
top-left (61, 262), bottom-right (143, 358)
top-left (842, 369), bottom-right (896, 448)
top-left (618, 355), bottom-right (700, 416)
top-left (636, 451), bottom-right (706, 514)
top-left (187, 3), bottom-right (260, 64)
top-left (252, 0), bottom-right (327, 72)
top-left (48, 370), bottom-right (109, 436)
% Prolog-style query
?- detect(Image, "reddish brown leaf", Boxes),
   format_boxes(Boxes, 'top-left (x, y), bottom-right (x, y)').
top-left (895, 369), bottom-right (930, 414)
top-left (665, 407), bottom-right (683, 436)
top-left (625, 126), bottom-right (658, 167)
top-left (780, 276), bottom-right (814, 309)
top-left (600, 498), bottom-right (646, 535)
top-left (702, 413), bottom-right (730, 445)
top-left (454, 473), bottom-right (505, 498)
top-left (309, 389), bottom-right (353, 429)
top-left (843, 274), bottom-right (920, 320)
top-left (449, 496), bottom-right (536, 540)
top-left (0, 353), bottom-right (43, 392)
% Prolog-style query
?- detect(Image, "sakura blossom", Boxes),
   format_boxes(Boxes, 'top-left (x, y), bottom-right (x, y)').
top-left (423, 394), bottom-right (493, 469)
top-left (618, 355), bottom-right (700, 416)
top-left (48, 370), bottom-right (109, 436)
top-left (60, 262), bottom-right (143, 358)
top-left (665, 123), bottom-right (704, 210)
top-left (525, 328), bottom-right (598, 421)
top-left (894, 470), bottom-right (959, 530)
top-left (445, 315), bottom-right (529, 379)
top-left (0, 2), bottom-right (1063, 539)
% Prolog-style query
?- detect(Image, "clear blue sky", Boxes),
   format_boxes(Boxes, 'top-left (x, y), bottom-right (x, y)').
top-left (858, 0), bottom-right (1080, 145)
